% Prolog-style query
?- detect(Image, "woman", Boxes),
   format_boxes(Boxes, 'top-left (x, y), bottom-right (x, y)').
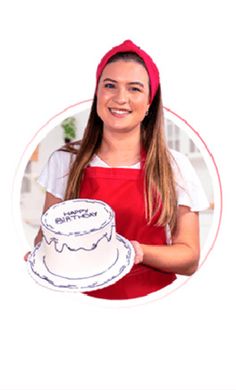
top-left (28, 40), bottom-right (209, 299)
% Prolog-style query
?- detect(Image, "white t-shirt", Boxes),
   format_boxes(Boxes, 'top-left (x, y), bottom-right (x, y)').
top-left (38, 148), bottom-right (209, 212)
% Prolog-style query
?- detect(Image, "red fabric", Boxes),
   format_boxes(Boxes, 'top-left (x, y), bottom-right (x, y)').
top-left (96, 39), bottom-right (160, 103)
top-left (79, 166), bottom-right (176, 300)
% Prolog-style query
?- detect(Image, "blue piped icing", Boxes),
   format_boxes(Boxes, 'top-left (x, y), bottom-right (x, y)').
top-left (43, 223), bottom-right (115, 253)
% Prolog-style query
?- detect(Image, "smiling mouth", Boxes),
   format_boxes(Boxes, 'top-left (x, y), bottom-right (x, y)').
top-left (109, 108), bottom-right (132, 115)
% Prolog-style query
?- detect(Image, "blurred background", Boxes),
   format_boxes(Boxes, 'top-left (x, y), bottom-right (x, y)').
top-left (20, 104), bottom-right (214, 248)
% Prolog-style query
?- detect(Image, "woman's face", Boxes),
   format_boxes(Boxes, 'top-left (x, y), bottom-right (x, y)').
top-left (96, 60), bottom-right (150, 134)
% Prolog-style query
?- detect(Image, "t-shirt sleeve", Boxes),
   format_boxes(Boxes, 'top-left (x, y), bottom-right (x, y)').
top-left (37, 150), bottom-right (73, 200)
top-left (170, 149), bottom-right (210, 212)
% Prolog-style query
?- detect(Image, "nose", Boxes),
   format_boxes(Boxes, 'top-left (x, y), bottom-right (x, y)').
top-left (113, 86), bottom-right (128, 104)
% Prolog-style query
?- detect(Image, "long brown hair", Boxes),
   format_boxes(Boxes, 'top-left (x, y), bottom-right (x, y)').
top-left (62, 53), bottom-right (178, 232)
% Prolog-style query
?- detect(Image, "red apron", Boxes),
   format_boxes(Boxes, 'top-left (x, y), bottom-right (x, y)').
top-left (79, 165), bottom-right (176, 299)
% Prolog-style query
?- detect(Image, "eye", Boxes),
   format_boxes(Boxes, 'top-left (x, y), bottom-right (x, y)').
top-left (130, 86), bottom-right (142, 92)
top-left (104, 82), bottom-right (116, 89)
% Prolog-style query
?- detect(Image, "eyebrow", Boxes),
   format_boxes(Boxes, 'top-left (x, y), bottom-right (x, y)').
top-left (102, 78), bottom-right (145, 88)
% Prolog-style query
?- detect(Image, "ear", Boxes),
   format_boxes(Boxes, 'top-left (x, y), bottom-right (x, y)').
top-left (146, 103), bottom-right (150, 113)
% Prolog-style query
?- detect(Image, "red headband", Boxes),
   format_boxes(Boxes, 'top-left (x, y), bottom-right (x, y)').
top-left (96, 40), bottom-right (160, 103)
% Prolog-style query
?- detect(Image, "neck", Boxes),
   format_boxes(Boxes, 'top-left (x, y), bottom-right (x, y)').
top-left (98, 127), bottom-right (141, 166)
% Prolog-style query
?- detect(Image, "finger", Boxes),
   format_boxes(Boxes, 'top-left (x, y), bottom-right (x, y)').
top-left (24, 252), bottom-right (31, 262)
top-left (131, 241), bottom-right (144, 264)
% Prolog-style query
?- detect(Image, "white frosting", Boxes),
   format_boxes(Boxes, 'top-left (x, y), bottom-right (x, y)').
top-left (41, 199), bottom-right (118, 278)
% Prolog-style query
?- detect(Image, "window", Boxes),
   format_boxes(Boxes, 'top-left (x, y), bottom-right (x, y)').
top-left (165, 119), bottom-right (181, 151)
top-left (21, 161), bottom-right (32, 193)
top-left (165, 118), bottom-right (200, 156)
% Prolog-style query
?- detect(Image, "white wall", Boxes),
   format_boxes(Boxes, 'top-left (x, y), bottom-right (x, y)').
top-left (36, 107), bottom-right (91, 175)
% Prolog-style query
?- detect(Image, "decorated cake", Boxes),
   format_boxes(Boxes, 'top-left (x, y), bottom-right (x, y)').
top-left (28, 199), bottom-right (135, 292)
top-left (42, 199), bottom-right (117, 278)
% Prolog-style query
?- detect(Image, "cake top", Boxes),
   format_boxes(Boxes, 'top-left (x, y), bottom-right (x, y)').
top-left (41, 199), bottom-right (114, 236)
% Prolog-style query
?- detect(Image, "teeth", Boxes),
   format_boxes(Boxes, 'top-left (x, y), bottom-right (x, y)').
top-left (110, 108), bottom-right (130, 114)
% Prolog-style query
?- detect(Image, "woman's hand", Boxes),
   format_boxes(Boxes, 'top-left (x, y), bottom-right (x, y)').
top-left (140, 206), bottom-right (200, 276)
top-left (131, 240), bottom-right (144, 264)
top-left (24, 252), bottom-right (31, 262)
top-left (23, 192), bottom-right (62, 263)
